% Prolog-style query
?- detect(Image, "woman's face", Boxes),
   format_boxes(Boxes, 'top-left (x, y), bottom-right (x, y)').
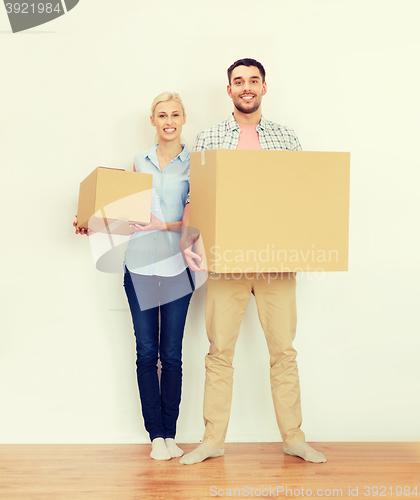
top-left (150, 100), bottom-right (186, 144)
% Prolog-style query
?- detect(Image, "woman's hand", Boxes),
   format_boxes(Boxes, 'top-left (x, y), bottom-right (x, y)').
top-left (73, 215), bottom-right (92, 236)
top-left (130, 214), bottom-right (166, 232)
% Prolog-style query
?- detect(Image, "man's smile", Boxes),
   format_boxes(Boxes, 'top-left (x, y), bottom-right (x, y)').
top-left (240, 94), bottom-right (256, 101)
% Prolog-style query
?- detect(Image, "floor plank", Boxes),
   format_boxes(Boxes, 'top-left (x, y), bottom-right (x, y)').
top-left (0, 443), bottom-right (419, 499)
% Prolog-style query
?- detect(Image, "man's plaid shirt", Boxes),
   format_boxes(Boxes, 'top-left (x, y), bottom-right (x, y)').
top-left (186, 114), bottom-right (302, 203)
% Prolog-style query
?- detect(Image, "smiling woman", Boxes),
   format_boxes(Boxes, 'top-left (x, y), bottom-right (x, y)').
top-left (74, 92), bottom-right (194, 461)
top-left (122, 92), bottom-right (194, 461)
top-left (150, 94), bottom-right (186, 147)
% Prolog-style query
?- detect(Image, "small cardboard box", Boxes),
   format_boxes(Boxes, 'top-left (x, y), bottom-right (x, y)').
top-left (189, 150), bottom-right (350, 273)
top-left (77, 167), bottom-right (153, 236)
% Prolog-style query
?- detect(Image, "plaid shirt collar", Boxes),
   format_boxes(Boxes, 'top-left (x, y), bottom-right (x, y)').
top-left (226, 113), bottom-right (268, 132)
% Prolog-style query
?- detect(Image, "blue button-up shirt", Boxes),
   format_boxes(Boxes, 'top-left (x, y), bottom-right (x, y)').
top-left (124, 145), bottom-right (190, 276)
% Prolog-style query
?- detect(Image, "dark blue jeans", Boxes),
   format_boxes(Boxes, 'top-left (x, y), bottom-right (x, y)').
top-left (123, 267), bottom-right (194, 441)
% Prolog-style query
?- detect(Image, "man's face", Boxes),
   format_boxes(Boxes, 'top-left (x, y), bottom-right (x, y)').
top-left (227, 65), bottom-right (267, 115)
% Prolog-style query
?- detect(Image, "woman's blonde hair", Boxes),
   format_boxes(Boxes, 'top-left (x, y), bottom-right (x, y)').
top-left (151, 92), bottom-right (186, 117)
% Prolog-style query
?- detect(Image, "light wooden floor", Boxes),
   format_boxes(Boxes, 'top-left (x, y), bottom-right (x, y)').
top-left (0, 443), bottom-right (419, 499)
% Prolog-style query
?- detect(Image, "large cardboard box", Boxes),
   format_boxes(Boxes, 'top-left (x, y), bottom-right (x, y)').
top-left (189, 150), bottom-right (350, 273)
top-left (77, 167), bottom-right (153, 235)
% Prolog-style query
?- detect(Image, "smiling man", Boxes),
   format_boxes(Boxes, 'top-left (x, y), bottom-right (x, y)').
top-left (180, 58), bottom-right (326, 465)
top-left (229, 63), bottom-right (266, 115)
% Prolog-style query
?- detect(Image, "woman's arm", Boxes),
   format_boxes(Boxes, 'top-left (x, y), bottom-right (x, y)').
top-left (130, 216), bottom-right (182, 232)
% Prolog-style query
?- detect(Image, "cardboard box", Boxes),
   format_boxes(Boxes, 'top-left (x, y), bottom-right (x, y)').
top-left (77, 167), bottom-right (153, 235)
top-left (189, 150), bottom-right (350, 273)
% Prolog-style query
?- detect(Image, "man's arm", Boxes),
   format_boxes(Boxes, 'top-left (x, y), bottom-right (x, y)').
top-left (179, 130), bottom-right (212, 271)
top-left (292, 133), bottom-right (302, 151)
top-left (183, 132), bottom-right (203, 204)
top-left (180, 204), bottom-right (204, 272)
top-left (192, 131), bottom-right (207, 152)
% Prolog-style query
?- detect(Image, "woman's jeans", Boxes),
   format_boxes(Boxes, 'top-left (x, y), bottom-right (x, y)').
top-left (123, 267), bottom-right (194, 441)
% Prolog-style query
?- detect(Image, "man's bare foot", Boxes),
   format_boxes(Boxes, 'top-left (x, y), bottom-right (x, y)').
top-left (283, 442), bottom-right (326, 463)
top-left (179, 442), bottom-right (224, 465)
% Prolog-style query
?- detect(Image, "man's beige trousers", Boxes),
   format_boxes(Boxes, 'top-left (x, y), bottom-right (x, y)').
top-left (202, 272), bottom-right (306, 448)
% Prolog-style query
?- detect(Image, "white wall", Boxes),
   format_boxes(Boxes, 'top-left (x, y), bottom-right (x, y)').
top-left (1, 0), bottom-right (419, 444)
